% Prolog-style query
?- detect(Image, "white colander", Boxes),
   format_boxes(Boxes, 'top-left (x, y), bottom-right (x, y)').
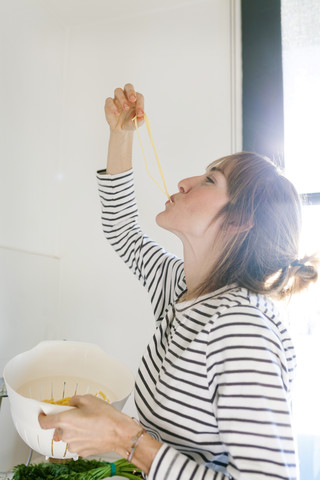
top-left (3, 341), bottom-right (135, 460)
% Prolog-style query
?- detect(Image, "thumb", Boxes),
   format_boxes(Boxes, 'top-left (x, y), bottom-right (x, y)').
top-left (68, 395), bottom-right (84, 407)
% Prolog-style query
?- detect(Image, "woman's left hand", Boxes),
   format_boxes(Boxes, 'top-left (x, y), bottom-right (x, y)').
top-left (38, 394), bottom-right (135, 458)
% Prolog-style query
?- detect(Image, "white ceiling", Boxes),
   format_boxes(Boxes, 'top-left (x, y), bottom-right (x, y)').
top-left (41, 0), bottom-right (203, 27)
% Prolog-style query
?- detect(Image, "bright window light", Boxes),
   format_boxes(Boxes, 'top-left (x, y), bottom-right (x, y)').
top-left (282, 0), bottom-right (320, 194)
top-left (281, 1), bottom-right (320, 475)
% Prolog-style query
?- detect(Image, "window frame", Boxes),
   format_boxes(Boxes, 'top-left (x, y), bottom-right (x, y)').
top-left (241, 0), bottom-right (320, 205)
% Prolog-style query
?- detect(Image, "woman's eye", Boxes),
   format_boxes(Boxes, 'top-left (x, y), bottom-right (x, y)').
top-left (206, 176), bottom-right (215, 184)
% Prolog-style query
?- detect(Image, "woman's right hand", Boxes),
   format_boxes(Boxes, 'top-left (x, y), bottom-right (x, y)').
top-left (105, 83), bottom-right (145, 133)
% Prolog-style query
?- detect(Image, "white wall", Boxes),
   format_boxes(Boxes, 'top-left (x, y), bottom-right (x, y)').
top-left (0, 0), bottom-right (67, 364)
top-left (0, 0), bottom-right (67, 469)
top-left (0, 0), bottom-right (241, 470)
top-left (57, 0), bottom-right (242, 370)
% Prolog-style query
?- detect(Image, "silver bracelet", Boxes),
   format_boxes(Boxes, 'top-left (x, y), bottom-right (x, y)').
top-left (126, 418), bottom-right (146, 463)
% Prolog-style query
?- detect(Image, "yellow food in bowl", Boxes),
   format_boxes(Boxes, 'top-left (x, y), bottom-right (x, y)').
top-left (43, 390), bottom-right (110, 405)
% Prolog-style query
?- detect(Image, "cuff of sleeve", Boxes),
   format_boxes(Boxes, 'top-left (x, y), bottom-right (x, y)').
top-left (96, 168), bottom-right (133, 179)
top-left (148, 445), bottom-right (189, 480)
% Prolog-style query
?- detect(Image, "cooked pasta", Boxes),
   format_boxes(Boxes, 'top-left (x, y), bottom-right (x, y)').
top-left (133, 113), bottom-right (171, 201)
top-left (43, 390), bottom-right (110, 405)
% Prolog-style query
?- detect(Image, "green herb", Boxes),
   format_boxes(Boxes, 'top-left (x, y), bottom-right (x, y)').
top-left (12, 458), bottom-right (143, 480)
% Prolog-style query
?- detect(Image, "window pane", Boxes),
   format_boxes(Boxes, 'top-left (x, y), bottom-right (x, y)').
top-left (281, 0), bottom-right (320, 193)
top-left (284, 204), bottom-right (320, 480)
top-left (281, 3), bottom-right (320, 478)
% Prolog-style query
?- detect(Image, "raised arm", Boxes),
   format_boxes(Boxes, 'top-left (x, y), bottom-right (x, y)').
top-left (104, 83), bottom-right (144, 174)
top-left (98, 84), bottom-right (186, 319)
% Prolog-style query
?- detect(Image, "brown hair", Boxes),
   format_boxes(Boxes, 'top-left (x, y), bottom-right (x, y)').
top-left (197, 152), bottom-right (318, 299)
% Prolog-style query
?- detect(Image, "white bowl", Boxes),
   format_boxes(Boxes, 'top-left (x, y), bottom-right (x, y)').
top-left (3, 341), bottom-right (135, 459)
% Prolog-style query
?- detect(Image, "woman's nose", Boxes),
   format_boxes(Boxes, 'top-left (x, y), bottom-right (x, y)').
top-left (177, 176), bottom-right (197, 193)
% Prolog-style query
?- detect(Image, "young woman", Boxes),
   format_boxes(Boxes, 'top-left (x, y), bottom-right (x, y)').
top-left (39, 84), bottom-right (318, 479)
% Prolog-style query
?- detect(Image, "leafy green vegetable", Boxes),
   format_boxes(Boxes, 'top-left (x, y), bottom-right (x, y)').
top-left (12, 458), bottom-right (143, 480)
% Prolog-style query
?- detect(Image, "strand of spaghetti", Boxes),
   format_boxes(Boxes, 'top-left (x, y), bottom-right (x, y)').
top-left (133, 115), bottom-right (171, 201)
top-left (144, 113), bottom-right (171, 200)
top-left (133, 115), bottom-right (167, 196)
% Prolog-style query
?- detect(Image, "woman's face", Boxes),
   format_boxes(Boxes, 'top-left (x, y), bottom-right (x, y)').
top-left (156, 167), bottom-right (229, 244)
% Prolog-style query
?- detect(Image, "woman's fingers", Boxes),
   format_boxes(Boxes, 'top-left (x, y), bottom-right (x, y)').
top-left (124, 83), bottom-right (137, 103)
top-left (38, 395), bottom-right (137, 459)
top-left (68, 394), bottom-right (90, 407)
top-left (53, 427), bottom-right (63, 442)
top-left (105, 97), bottom-right (120, 118)
top-left (135, 92), bottom-right (145, 119)
top-left (114, 87), bottom-right (129, 111)
top-left (38, 411), bottom-right (61, 430)
top-left (114, 86), bottom-right (138, 111)
top-left (105, 84), bottom-right (144, 131)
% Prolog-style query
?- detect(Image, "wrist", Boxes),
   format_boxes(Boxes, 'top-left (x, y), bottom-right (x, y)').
top-left (116, 418), bottom-right (162, 474)
top-left (126, 419), bottom-right (145, 463)
top-left (109, 129), bottom-right (134, 140)
top-left (115, 417), bottom-right (141, 459)
top-left (106, 130), bottom-right (133, 174)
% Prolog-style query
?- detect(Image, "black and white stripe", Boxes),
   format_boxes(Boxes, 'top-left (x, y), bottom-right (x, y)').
top-left (97, 170), bottom-right (298, 480)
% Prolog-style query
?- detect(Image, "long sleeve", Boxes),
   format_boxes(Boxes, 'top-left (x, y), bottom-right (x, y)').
top-left (145, 301), bottom-right (298, 480)
top-left (97, 170), bottom-right (298, 480)
top-left (96, 169), bottom-right (186, 320)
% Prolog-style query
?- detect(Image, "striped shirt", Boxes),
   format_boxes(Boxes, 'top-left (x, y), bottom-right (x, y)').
top-left (97, 169), bottom-right (298, 480)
